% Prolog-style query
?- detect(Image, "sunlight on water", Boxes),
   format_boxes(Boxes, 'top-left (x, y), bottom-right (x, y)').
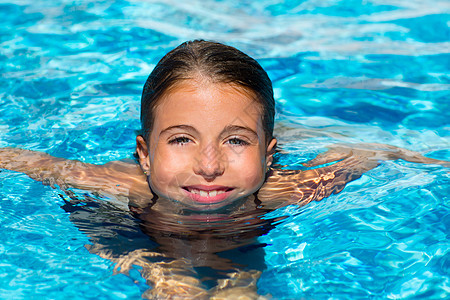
top-left (0, 0), bottom-right (449, 299)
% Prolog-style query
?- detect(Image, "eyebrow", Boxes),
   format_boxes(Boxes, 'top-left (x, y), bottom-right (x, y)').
top-left (159, 125), bottom-right (199, 136)
top-left (219, 125), bottom-right (259, 139)
top-left (159, 124), bottom-right (259, 139)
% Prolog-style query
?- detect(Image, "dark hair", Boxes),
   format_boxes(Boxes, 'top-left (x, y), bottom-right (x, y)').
top-left (140, 40), bottom-right (275, 142)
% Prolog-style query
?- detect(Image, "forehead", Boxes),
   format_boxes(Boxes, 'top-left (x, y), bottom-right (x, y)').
top-left (152, 80), bottom-right (264, 130)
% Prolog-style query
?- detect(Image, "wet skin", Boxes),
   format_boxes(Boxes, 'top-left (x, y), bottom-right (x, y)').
top-left (136, 79), bottom-right (276, 212)
top-left (1, 80), bottom-right (449, 298)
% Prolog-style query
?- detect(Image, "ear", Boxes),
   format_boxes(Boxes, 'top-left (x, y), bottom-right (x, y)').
top-left (265, 138), bottom-right (277, 168)
top-left (136, 135), bottom-right (150, 173)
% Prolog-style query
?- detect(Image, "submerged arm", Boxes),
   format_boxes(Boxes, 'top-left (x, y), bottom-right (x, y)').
top-left (258, 143), bottom-right (449, 208)
top-left (0, 148), bottom-right (151, 201)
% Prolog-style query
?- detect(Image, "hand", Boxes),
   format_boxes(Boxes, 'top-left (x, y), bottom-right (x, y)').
top-left (304, 143), bottom-right (449, 168)
top-left (258, 143), bottom-right (449, 208)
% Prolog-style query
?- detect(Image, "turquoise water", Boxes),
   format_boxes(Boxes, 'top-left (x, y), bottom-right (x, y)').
top-left (1, 0), bottom-right (449, 299)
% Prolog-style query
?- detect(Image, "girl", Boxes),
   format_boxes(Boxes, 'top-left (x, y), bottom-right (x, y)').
top-left (1, 40), bottom-right (448, 299)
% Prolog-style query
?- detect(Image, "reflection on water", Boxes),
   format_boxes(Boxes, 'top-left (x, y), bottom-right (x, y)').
top-left (1, 0), bottom-right (449, 298)
top-left (60, 192), bottom-right (282, 297)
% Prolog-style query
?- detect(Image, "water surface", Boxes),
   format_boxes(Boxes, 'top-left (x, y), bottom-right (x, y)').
top-left (0, 0), bottom-right (449, 299)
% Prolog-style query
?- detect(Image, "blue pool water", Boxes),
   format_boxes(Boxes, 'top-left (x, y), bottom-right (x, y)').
top-left (1, 0), bottom-right (449, 299)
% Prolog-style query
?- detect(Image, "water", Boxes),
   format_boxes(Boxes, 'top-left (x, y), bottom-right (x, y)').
top-left (1, 0), bottom-right (449, 299)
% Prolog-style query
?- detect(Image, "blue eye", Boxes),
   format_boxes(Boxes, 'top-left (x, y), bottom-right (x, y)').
top-left (227, 137), bottom-right (249, 146)
top-left (169, 136), bottom-right (191, 145)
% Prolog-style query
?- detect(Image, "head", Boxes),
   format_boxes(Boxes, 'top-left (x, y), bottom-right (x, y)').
top-left (136, 40), bottom-right (277, 212)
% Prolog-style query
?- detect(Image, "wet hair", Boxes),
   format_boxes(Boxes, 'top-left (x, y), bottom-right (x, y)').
top-left (140, 40), bottom-right (275, 142)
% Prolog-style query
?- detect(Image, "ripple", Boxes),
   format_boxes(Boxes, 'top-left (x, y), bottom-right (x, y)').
top-left (1, 0), bottom-right (449, 299)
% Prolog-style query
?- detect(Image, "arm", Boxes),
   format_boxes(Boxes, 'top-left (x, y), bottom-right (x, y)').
top-left (0, 148), bottom-right (152, 202)
top-left (257, 143), bottom-right (449, 208)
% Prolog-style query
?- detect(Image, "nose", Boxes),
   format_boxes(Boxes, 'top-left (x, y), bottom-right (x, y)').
top-left (193, 143), bottom-right (225, 180)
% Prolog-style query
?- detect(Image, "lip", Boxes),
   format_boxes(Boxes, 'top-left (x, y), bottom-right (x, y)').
top-left (182, 185), bottom-right (234, 204)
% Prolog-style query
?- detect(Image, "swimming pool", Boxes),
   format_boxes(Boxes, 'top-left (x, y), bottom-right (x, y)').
top-left (1, 0), bottom-right (449, 298)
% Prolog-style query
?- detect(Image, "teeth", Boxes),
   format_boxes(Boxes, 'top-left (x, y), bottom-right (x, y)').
top-left (188, 189), bottom-right (227, 197)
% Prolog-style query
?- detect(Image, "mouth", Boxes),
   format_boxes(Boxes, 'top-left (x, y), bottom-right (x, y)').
top-left (182, 185), bottom-right (234, 204)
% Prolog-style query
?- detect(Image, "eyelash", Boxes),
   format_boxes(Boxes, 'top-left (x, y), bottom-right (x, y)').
top-left (168, 136), bottom-right (192, 145)
top-left (226, 137), bottom-right (249, 146)
top-left (168, 136), bottom-right (250, 146)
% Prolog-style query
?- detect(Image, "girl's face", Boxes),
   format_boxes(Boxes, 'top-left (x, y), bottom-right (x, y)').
top-left (136, 79), bottom-right (276, 212)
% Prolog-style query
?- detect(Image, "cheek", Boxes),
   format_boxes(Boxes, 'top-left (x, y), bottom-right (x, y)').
top-left (149, 146), bottom-right (194, 190)
top-left (228, 149), bottom-right (266, 187)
